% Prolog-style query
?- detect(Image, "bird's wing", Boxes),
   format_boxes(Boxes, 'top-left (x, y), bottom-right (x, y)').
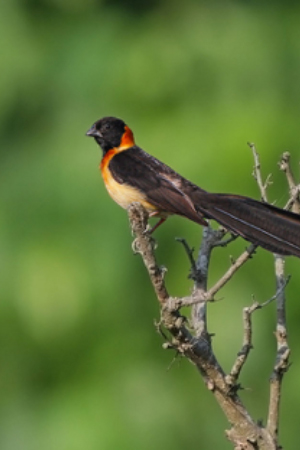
top-left (108, 147), bottom-right (208, 225)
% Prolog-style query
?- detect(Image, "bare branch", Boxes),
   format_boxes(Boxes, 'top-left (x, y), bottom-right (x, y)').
top-left (278, 152), bottom-right (297, 191)
top-left (227, 272), bottom-right (289, 388)
top-left (278, 152), bottom-right (300, 213)
top-left (175, 237), bottom-right (197, 278)
top-left (248, 142), bottom-right (272, 202)
top-left (191, 225), bottom-right (216, 337)
top-left (207, 244), bottom-right (257, 300)
top-left (170, 243), bottom-right (257, 308)
top-left (128, 202), bottom-right (279, 449)
top-left (128, 203), bottom-right (169, 305)
top-left (213, 232), bottom-right (238, 248)
top-left (226, 301), bottom-right (259, 387)
top-left (267, 255), bottom-right (291, 440)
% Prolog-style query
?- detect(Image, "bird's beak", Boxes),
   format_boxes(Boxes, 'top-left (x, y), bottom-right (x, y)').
top-left (86, 125), bottom-right (102, 138)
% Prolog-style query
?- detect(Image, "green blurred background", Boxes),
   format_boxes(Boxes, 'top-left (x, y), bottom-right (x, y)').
top-left (1, 0), bottom-right (300, 448)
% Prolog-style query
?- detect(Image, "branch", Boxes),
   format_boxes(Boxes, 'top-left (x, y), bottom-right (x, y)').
top-left (174, 241), bottom-right (256, 308)
top-left (128, 202), bottom-right (279, 450)
top-left (226, 301), bottom-right (259, 387)
top-left (248, 142), bottom-right (272, 202)
top-left (129, 204), bottom-right (168, 305)
top-left (247, 147), bottom-right (293, 442)
top-left (226, 275), bottom-right (289, 388)
top-left (278, 152), bottom-right (300, 213)
top-left (263, 152), bottom-right (297, 439)
top-left (206, 243), bottom-right (256, 300)
top-left (267, 256), bottom-right (290, 440)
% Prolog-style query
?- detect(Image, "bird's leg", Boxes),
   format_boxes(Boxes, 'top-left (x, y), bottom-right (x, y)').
top-left (148, 218), bottom-right (167, 234)
top-left (147, 212), bottom-right (167, 234)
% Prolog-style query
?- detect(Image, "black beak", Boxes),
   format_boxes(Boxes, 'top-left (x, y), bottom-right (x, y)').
top-left (86, 124), bottom-right (102, 138)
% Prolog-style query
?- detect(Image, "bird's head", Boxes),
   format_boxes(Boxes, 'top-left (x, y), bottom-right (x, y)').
top-left (86, 116), bottom-right (135, 153)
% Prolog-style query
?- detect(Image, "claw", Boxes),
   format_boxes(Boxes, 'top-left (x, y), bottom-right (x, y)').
top-left (142, 223), bottom-right (152, 235)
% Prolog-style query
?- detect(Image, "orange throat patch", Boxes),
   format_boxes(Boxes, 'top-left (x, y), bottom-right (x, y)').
top-left (120, 126), bottom-right (135, 149)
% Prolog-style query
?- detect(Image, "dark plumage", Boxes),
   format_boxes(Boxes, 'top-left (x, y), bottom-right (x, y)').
top-left (87, 116), bottom-right (300, 258)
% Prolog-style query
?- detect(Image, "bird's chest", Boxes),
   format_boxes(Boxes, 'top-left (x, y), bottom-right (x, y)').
top-left (105, 174), bottom-right (149, 209)
top-left (100, 154), bottom-right (157, 212)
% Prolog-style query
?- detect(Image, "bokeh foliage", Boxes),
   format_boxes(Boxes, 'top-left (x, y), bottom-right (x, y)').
top-left (1, 1), bottom-right (300, 448)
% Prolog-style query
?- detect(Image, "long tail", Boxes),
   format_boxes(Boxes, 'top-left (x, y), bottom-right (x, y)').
top-left (194, 193), bottom-right (300, 258)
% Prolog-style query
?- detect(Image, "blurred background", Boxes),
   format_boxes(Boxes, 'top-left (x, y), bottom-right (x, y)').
top-left (1, 0), bottom-right (300, 448)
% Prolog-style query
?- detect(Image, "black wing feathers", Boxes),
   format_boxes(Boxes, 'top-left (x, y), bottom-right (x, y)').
top-left (109, 147), bottom-right (300, 257)
top-left (109, 147), bottom-right (207, 225)
top-left (193, 192), bottom-right (300, 257)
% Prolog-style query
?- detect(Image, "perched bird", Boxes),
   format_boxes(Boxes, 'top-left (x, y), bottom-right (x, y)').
top-left (86, 116), bottom-right (300, 258)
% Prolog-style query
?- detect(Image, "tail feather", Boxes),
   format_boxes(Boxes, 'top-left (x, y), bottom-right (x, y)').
top-left (195, 193), bottom-right (300, 258)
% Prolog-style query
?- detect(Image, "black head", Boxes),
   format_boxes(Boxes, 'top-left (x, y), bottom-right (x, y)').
top-left (86, 117), bottom-right (127, 153)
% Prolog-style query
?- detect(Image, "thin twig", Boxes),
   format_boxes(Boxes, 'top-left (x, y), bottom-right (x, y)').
top-left (168, 243), bottom-right (257, 308)
top-left (175, 237), bottom-right (197, 278)
top-left (206, 244), bottom-right (257, 301)
top-left (248, 142), bottom-right (271, 202)
top-left (279, 152), bottom-right (300, 213)
top-left (278, 152), bottom-right (296, 191)
top-left (213, 232), bottom-right (238, 248)
top-left (226, 301), bottom-right (259, 387)
top-left (284, 186), bottom-right (300, 212)
top-left (227, 274), bottom-right (290, 387)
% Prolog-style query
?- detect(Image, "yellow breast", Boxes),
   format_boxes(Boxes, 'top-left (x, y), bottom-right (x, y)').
top-left (105, 174), bottom-right (157, 211)
top-left (100, 149), bottom-right (157, 213)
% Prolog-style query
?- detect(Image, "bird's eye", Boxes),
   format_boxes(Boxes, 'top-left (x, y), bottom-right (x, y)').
top-left (103, 123), bottom-right (111, 130)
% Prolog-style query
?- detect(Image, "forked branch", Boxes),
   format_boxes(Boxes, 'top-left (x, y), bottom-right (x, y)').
top-left (129, 203), bottom-right (278, 450)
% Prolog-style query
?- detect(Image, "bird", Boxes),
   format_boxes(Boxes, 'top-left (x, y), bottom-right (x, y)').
top-left (86, 116), bottom-right (300, 258)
